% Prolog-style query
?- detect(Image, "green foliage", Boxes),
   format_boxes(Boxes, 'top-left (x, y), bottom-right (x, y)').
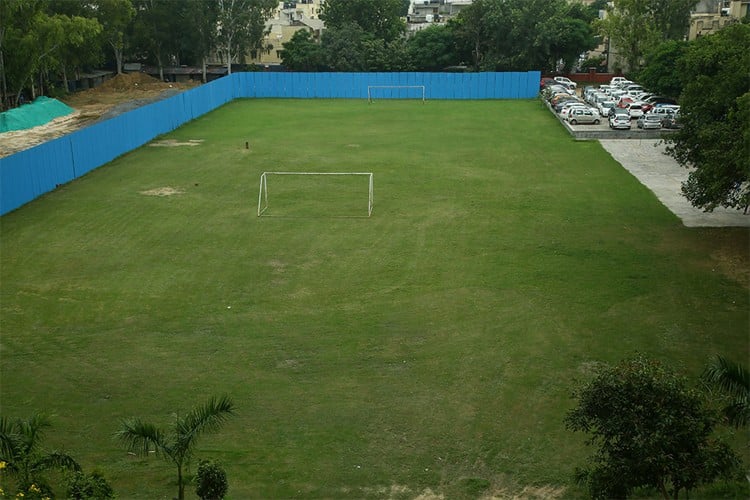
top-left (598, 0), bottom-right (695, 72)
top-left (636, 39), bottom-right (688, 98)
top-left (666, 23), bottom-right (750, 211)
top-left (320, 0), bottom-right (406, 42)
top-left (0, 414), bottom-right (81, 493)
top-left (702, 356), bottom-right (750, 428)
top-left (116, 396), bottom-right (235, 500)
top-left (565, 355), bottom-right (742, 499)
top-left (67, 470), bottom-right (115, 500)
top-left (195, 459), bottom-right (229, 500)
top-left (281, 30), bottom-right (324, 71)
top-left (453, 0), bottom-right (596, 71)
top-left (406, 25), bottom-right (459, 71)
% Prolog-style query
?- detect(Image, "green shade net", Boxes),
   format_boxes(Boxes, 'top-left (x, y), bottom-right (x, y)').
top-left (0, 96), bottom-right (74, 133)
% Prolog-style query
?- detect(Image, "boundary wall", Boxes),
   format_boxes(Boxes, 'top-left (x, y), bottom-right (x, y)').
top-left (1, 71), bottom-right (540, 215)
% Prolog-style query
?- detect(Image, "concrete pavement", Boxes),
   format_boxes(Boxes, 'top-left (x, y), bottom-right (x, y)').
top-left (599, 139), bottom-right (749, 228)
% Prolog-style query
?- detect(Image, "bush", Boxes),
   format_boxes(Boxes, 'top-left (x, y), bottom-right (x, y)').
top-left (67, 470), bottom-right (114, 499)
top-left (195, 459), bottom-right (228, 500)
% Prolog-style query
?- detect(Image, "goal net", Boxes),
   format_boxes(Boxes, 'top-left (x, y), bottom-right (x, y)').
top-left (257, 172), bottom-right (374, 217)
top-left (367, 85), bottom-right (426, 103)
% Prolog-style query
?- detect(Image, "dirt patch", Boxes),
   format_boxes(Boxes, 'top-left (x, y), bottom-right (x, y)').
top-left (150, 139), bottom-right (204, 147)
top-left (140, 187), bottom-right (183, 197)
top-left (482, 485), bottom-right (567, 499)
top-left (0, 72), bottom-right (198, 158)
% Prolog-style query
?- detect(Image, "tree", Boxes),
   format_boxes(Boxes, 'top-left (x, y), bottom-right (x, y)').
top-left (281, 30), bottom-right (325, 71)
top-left (598, 0), bottom-right (695, 73)
top-left (215, 0), bottom-right (276, 75)
top-left (195, 459), bottom-right (229, 500)
top-left (565, 355), bottom-right (741, 499)
top-left (636, 39), bottom-right (688, 98)
top-left (116, 395), bottom-right (235, 500)
top-left (452, 0), bottom-right (596, 72)
top-left (91, 0), bottom-right (135, 75)
top-left (0, 413), bottom-right (81, 494)
top-left (666, 23), bottom-right (750, 212)
top-left (320, 0), bottom-right (406, 43)
top-left (182, 0), bottom-right (219, 82)
top-left (406, 25), bottom-right (459, 71)
top-left (702, 355), bottom-right (750, 428)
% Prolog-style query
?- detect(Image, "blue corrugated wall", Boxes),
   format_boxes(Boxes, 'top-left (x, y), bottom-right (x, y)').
top-left (0, 71), bottom-right (540, 215)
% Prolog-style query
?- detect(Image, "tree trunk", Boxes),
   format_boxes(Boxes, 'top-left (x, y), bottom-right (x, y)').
top-left (202, 56), bottom-right (207, 83)
top-left (177, 464), bottom-right (184, 500)
top-left (62, 66), bottom-right (69, 95)
top-left (0, 48), bottom-right (7, 111)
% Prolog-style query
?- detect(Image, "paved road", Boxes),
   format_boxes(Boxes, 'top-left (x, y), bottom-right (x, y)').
top-left (599, 139), bottom-right (749, 228)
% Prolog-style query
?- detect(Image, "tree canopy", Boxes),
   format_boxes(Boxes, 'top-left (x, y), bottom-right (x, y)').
top-left (665, 22), bottom-right (750, 212)
top-left (565, 355), bottom-right (742, 499)
top-left (598, 0), bottom-right (695, 72)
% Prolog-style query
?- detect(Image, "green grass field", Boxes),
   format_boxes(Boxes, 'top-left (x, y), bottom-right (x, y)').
top-left (1, 99), bottom-right (748, 498)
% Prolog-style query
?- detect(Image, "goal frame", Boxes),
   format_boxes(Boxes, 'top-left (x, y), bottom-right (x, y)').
top-left (257, 172), bottom-right (374, 217)
top-left (367, 85), bottom-right (426, 103)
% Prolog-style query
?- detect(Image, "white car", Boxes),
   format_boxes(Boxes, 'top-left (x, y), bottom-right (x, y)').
top-left (554, 76), bottom-right (577, 89)
top-left (610, 77), bottom-right (628, 87)
top-left (627, 103), bottom-right (644, 119)
top-left (597, 100), bottom-right (616, 116)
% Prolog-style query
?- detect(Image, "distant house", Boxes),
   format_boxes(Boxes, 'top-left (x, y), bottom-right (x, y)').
top-left (689, 0), bottom-right (749, 40)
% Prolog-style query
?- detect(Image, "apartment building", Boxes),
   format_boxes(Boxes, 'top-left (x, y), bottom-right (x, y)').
top-left (689, 0), bottom-right (749, 39)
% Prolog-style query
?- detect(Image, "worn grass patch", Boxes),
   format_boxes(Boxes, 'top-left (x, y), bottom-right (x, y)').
top-left (1, 99), bottom-right (748, 498)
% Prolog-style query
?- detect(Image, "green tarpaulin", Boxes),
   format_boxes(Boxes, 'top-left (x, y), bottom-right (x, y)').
top-left (0, 96), bottom-right (74, 133)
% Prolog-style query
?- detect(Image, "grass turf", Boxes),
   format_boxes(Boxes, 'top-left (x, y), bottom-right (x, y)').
top-left (1, 99), bottom-right (748, 498)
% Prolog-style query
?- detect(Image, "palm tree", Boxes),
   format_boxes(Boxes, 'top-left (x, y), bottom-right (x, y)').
top-left (0, 413), bottom-right (81, 493)
top-left (116, 395), bottom-right (235, 500)
top-left (702, 355), bottom-right (749, 428)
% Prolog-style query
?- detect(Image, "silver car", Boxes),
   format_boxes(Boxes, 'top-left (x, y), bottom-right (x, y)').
top-left (637, 114), bottom-right (662, 130)
top-left (567, 108), bottom-right (601, 125)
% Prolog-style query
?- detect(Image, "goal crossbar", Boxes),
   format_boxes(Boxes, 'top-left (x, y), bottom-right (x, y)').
top-left (367, 85), bottom-right (426, 103)
top-left (257, 172), bottom-right (374, 217)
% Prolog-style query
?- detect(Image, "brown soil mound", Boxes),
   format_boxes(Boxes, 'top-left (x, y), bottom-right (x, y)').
top-left (95, 72), bottom-right (168, 92)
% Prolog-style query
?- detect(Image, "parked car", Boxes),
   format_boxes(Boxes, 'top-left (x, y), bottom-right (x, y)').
top-left (554, 76), bottom-right (577, 89)
top-left (627, 103), bottom-right (644, 119)
top-left (637, 114), bottom-right (662, 129)
top-left (609, 76), bottom-right (628, 87)
top-left (567, 107), bottom-right (601, 125)
top-left (559, 101), bottom-right (587, 116)
top-left (647, 106), bottom-right (679, 118)
top-left (617, 96), bottom-right (634, 108)
top-left (661, 112), bottom-right (682, 129)
top-left (597, 100), bottom-right (617, 116)
top-left (554, 98), bottom-right (581, 112)
top-left (609, 110), bottom-right (632, 129)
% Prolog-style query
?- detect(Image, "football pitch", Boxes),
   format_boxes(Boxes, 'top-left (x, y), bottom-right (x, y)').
top-left (1, 99), bottom-right (748, 498)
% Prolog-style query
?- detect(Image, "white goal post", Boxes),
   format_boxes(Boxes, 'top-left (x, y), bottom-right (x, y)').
top-left (367, 85), bottom-right (426, 103)
top-left (257, 172), bottom-right (374, 217)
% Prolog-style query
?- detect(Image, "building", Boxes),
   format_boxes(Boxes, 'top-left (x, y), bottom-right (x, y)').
top-left (689, 0), bottom-right (749, 39)
top-left (407, 0), bottom-right (473, 33)
top-left (250, 1), bottom-right (324, 66)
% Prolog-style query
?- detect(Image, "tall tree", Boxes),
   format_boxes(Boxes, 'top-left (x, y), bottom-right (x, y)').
top-left (320, 0), bottom-right (406, 43)
top-left (215, 0), bottom-right (276, 75)
top-left (281, 29), bottom-right (325, 71)
top-left (636, 39), bottom-right (688, 98)
top-left (91, 0), bottom-right (135, 75)
top-left (565, 355), bottom-right (741, 499)
top-left (116, 395), bottom-right (235, 500)
top-left (598, 0), bottom-right (695, 73)
top-left (666, 23), bottom-right (750, 212)
top-left (183, 0), bottom-right (219, 82)
top-left (0, 414), bottom-right (81, 495)
top-left (131, 0), bottom-right (181, 81)
top-left (453, 0), bottom-right (596, 72)
top-left (406, 25), bottom-right (459, 71)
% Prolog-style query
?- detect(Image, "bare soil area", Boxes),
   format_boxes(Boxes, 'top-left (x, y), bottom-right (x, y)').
top-left (0, 72), bottom-right (198, 158)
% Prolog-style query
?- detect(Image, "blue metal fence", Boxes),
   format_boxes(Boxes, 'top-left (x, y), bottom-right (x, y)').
top-left (0, 71), bottom-right (540, 215)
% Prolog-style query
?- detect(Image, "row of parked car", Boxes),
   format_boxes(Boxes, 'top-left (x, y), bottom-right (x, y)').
top-left (540, 76), bottom-right (682, 130)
